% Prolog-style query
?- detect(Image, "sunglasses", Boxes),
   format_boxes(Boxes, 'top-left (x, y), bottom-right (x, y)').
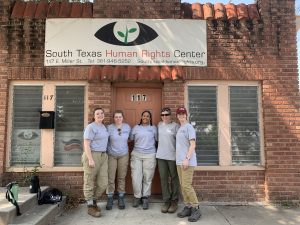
top-left (161, 113), bottom-right (171, 117)
top-left (117, 128), bottom-right (121, 136)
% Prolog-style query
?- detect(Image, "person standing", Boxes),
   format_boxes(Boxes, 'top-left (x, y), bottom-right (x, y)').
top-left (82, 107), bottom-right (109, 217)
top-left (156, 107), bottom-right (180, 213)
top-left (106, 110), bottom-right (131, 210)
top-left (130, 110), bottom-right (157, 210)
top-left (175, 107), bottom-right (201, 222)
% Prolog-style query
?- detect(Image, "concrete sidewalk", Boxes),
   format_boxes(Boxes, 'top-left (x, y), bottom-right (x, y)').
top-left (52, 200), bottom-right (300, 225)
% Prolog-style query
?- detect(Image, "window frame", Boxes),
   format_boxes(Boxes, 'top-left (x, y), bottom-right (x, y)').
top-left (6, 81), bottom-right (88, 172)
top-left (185, 81), bottom-right (265, 171)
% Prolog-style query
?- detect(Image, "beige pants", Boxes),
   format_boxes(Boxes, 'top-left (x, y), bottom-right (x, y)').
top-left (82, 151), bottom-right (108, 201)
top-left (107, 154), bottom-right (129, 194)
top-left (130, 151), bottom-right (156, 198)
top-left (177, 166), bottom-right (199, 207)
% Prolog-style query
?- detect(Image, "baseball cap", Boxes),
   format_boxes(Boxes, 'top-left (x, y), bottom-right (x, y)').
top-left (176, 107), bottom-right (187, 115)
top-left (161, 107), bottom-right (171, 113)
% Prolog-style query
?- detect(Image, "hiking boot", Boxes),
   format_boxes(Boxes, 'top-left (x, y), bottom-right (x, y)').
top-left (132, 197), bottom-right (141, 208)
top-left (87, 205), bottom-right (101, 217)
top-left (161, 202), bottom-right (170, 213)
top-left (92, 200), bottom-right (101, 212)
top-left (106, 196), bottom-right (113, 210)
top-left (188, 207), bottom-right (202, 222)
top-left (118, 195), bottom-right (125, 209)
top-left (168, 200), bottom-right (178, 213)
top-left (177, 206), bottom-right (192, 218)
top-left (142, 197), bottom-right (149, 210)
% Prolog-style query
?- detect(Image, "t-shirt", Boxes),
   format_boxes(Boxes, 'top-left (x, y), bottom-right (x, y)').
top-left (156, 121), bottom-right (179, 161)
top-left (130, 124), bottom-right (157, 154)
top-left (176, 123), bottom-right (197, 166)
top-left (107, 123), bottom-right (131, 157)
top-left (83, 122), bottom-right (109, 152)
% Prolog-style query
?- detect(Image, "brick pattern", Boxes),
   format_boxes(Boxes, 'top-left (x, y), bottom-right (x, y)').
top-left (0, 0), bottom-right (299, 203)
top-left (0, 0), bottom-right (11, 184)
top-left (93, 0), bottom-right (181, 19)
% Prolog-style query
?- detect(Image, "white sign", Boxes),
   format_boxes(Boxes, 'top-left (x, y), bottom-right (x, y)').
top-left (45, 19), bottom-right (207, 66)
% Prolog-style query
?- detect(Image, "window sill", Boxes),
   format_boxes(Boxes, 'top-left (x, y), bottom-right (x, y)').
top-left (6, 167), bottom-right (83, 172)
top-left (195, 165), bottom-right (265, 171)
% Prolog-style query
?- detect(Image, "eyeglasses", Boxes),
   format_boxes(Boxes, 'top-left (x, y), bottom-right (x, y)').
top-left (117, 128), bottom-right (121, 136)
top-left (161, 113), bottom-right (171, 117)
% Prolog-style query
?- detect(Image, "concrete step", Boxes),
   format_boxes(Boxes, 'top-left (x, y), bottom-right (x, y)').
top-left (9, 197), bottom-right (66, 225)
top-left (0, 186), bottom-right (49, 225)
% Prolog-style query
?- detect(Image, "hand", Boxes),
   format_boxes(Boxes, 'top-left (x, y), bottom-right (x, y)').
top-left (88, 158), bottom-right (95, 168)
top-left (182, 158), bottom-right (189, 170)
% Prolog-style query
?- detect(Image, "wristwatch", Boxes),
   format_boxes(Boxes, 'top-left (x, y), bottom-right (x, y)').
top-left (186, 155), bottom-right (190, 160)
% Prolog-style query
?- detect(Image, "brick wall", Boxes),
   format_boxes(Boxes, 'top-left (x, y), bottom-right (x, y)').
top-left (0, 0), bottom-right (11, 185)
top-left (93, 0), bottom-right (181, 19)
top-left (0, 0), bottom-right (299, 203)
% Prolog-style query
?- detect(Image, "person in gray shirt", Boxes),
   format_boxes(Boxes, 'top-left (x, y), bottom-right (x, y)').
top-left (106, 110), bottom-right (131, 210)
top-left (82, 107), bottom-right (109, 218)
top-left (175, 107), bottom-right (201, 222)
top-left (156, 107), bottom-right (180, 213)
top-left (130, 110), bottom-right (157, 210)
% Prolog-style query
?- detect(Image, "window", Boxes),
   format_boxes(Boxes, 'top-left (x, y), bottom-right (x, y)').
top-left (9, 82), bottom-right (86, 169)
top-left (187, 82), bottom-right (263, 166)
top-left (11, 86), bottom-right (42, 166)
top-left (54, 86), bottom-right (85, 166)
top-left (188, 86), bottom-right (218, 165)
top-left (230, 86), bottom-right (260, 164)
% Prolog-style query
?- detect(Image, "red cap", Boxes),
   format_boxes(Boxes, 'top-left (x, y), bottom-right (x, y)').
top-left (176, 107), bottom-right (187, 115)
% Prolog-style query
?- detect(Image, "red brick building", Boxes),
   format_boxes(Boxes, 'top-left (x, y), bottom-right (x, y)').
top-left (0, 0), bottom-right (299, 203)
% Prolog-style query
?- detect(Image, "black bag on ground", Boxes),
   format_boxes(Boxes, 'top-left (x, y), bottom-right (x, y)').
top-left (38, 188), bottom-right (62, 205)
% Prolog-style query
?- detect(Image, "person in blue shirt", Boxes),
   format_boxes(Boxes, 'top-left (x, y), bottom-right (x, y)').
top-left (130, 110), bottom-right (157, 210)
top-left (82, 107), bottom-right (109, 217)
top-left (175, 107), bottom-right (201, 222)
top-left (106, 110), bottom-right (131, 210)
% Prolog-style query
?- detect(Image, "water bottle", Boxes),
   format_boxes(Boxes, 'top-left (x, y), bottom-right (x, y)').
top-left (29, 175), bottom-right (40, 193)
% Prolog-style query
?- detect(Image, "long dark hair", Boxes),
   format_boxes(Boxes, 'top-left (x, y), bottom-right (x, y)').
top-left (139, 110), bottom-right (153, 126)
top-left (91, 107), bottom-right (104, 122)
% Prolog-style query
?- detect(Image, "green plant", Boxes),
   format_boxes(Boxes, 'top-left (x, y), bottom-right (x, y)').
top-left (117, 26), bottom-right (137, 44)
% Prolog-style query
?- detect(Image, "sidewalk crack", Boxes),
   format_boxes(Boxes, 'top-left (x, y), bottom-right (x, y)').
top-left (214, 206), bottom-right (232, 225)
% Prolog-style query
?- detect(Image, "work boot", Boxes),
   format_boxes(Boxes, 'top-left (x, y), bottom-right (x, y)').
top-left (161, 201), bottom-right (170, 213)
top-left (118, 194), bottom-right (125, 209)
top-left (188, 207), bottom-right (202, 222)
top-left (87, 205), bottom-right (101, 217)
top-left (106, 195), bottom-right (113, 210)
top-left (93, 200), bottom-right (101, 213)
top-left (177, 206), bottom-right (192, 218)
top-left (168, 200), bottom-right (178, 213)
top-left (132, 197), bottom-right (141, 208)
top-left (142, 197), bottom-right (149, 210)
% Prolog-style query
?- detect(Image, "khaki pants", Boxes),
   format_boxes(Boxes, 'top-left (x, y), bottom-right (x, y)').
top-left (82, 152), bottom-right (108, 201)
top-left (177, 166), bottom-right (199, 207)
top-left (107, 154), bottom-right (129, 194)
top-left (130, 151), bottom-right (156, 198)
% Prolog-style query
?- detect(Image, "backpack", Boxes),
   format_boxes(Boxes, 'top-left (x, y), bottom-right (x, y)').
top-left (38, 188), bottom-right (63, 205)
top-left (6, 182), bottom-right (21, 216)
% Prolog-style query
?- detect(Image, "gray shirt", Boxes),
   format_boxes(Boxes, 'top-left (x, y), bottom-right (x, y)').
top-left (83, 122), bottom-right (109, 152)
top-left (176, 123), bottom-right (197, 166)
top-left (156, 121), bottom-right (179, 161)
top-left (107, 123), bottom-right (131, 157)
top-left (130, 125), bottom-right (157, 154)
